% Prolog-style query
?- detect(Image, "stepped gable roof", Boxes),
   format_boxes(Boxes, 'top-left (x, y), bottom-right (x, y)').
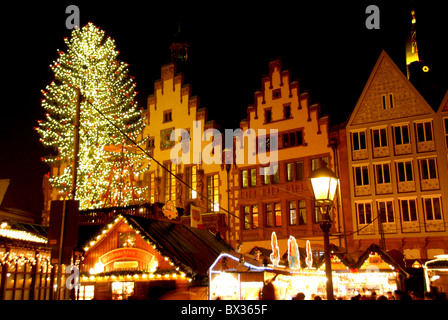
top-left (81, 213), bottom-right (232, 277)
top-left (348, 50), bottom-right (435, 127)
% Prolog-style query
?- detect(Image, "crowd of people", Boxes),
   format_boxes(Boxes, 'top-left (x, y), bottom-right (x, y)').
top-left (260, 281), bottom-right (446, 300)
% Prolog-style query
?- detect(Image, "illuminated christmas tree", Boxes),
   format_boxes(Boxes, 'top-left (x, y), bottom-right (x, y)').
top-left (37, 23), bottom-right (149, 210)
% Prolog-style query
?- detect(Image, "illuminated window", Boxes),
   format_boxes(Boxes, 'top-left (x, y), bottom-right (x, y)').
top-left (79, 285), bottom-right (95, 300)
top-left (274, 203), bottom-right (281, 227)
top-left (186, 165), bottom-right (197, 199)
top-left (164, 162), bottom-right (176, 202)
top-left (265, 203), bottom-right (281, 227)
top-left (119, 232), bottom-right (136, 248)
top-left (241, 168), bottom-right (257, 188)
top-left (243, 205), bottom-right (258, 229)
top-left (112, 282), bottom-right (134, 300)
top-left (286, 163), bottom-right (294, 181)
top-left (289, 201), bottom-right (297, 225)
top-left (207, 174), bottom-right (219, 212)
top-left (149, 172), bottom-right (155, 203)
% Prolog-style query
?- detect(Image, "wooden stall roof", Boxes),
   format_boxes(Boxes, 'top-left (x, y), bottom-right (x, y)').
top-left (80, 213), bottom-right (232, 278)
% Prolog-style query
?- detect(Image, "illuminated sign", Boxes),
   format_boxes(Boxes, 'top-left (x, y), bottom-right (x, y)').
top-left (210, 273), bottom-right (240, 300)
top-left (99, 248), bottom-right (154, 266)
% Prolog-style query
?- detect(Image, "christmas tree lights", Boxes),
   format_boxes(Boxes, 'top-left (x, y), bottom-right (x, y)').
top-left (37, 23), bottom-right (149, 210)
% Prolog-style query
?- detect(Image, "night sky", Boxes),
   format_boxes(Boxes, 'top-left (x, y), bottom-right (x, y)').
top-left (0, 0), bottom-right (446, 219)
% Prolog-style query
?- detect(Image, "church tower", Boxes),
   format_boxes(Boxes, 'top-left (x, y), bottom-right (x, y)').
top-left (405, 8), bottom-right (430, 81)
top-left (169, 23), bottom-right (189, 63)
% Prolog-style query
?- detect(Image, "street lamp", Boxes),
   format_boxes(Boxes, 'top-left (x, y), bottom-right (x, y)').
top-left (308, 162), bottom-right (339, 300)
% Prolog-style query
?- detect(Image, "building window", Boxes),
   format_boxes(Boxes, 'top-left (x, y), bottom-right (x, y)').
top-left (286, 163), bottom-right (294, 181)
top-left (112, 282), bottom-right (134, 300)
top-left (163, 110), bottom-right (172, 123)
top-left (377, 200), bottom-right (394, 223)
top-left (284, 104), bottom-right (291, 119)
top-left (354, 165), bottom-right (370, 186)
top-left (265, 109), bottom-right (272, 123)
top-left (252, 205), bottom-right (259, 228)
top-left (289, 200), bottom-right (306, 226)
top-left (375, 163), bottom-right (390, 184)
top-left (419, 158), bottom-right (438, 180)
top-left (244, 206), bottom-right (251, 230)
top-left (352, 131), bottom-right (367, 151)
top-left (296, 161), bottom-right (304, 180)
top-left (372, 128), bottom-right (388, 148)
top-left (119, 232), bottom-right (136, 248)
top-left (382, 94), bottom-right (394, 109)
top-left (289, 201), bottom-right (297, 225)
top-left (242, 168), bottom-right (257, 187)
top-left (356, 202), bottom-right (372, 225)
top-left (148, 172), bottom-right (155, 203)
top-left (298, 200), bottom-right (306, 225)
top-left (207, 174), bottom-right (219, 212)
top-left (311, 157), bottom-right (329, 172)
top-left (262, 165), bottom-right (279, 184)
top-left (444, 118), bottom-right (448, 147)
top-left (282, 130), bottom-right (303, 148)
top-left (266, 203), bottom-right (281, 227)
top-left (415, 121), bottom-right (433, 142)
top-left (393, 125), bottom-right (410, 145)
top-left (423, 197), bottom-right (442, 221)
top-left (272, 89), bottom-right (281, 100)
top-left (400, 198), bottom-right (418, 222)
top-left (186, 165), bottom-right (197, 199)
top-left (164, 162), bottom-right (176, 202)
top-left (243, 205), bottom-right (259, 229)
top-left (396, 161), bottom-right (414, 182)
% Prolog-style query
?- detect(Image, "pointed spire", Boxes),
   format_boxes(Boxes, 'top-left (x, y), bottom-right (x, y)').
top-left (170, 22), bottom-right (189, 63)
top-left (405, 9), bottom-right (420, 78)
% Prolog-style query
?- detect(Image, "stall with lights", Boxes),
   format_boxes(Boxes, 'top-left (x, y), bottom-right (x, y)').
top-left (209, 233), bottom-right (409, 300)
top-left (0, 220), bottom-right (54, 300)
top-left (78, 213), bottom-right (231, 300)
top-left (318, 244), bottom-right (409, 298)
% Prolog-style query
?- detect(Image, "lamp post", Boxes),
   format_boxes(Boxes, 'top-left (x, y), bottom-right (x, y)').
top-left (308, 162), bottom-right (339, 300)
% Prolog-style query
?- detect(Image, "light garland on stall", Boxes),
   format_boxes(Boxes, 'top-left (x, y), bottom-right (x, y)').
top-left (0, 229), bottom-right (48, 244)
top-left (81, 214), bottom-right (193, 282)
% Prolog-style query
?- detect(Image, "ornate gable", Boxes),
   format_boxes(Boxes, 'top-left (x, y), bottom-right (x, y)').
top-left (349, 51), bottom-right (434, 126)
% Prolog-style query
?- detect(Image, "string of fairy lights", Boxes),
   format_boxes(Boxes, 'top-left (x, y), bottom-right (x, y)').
top-left (36, 23), bottom-right (149, 210)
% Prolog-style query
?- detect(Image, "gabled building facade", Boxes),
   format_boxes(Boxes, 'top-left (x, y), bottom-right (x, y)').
top-left (140, 62), bottom-right (228, 238)
top-left (230, 60), bottom-right (347, 254)
top-left (346, 51), bottom-right (448, 259)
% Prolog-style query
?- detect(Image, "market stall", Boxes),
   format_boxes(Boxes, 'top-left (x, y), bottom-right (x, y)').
top-left (78, 213), bottom-right (231, 300)
top-left (209, 237), bottom-right (409, 300)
